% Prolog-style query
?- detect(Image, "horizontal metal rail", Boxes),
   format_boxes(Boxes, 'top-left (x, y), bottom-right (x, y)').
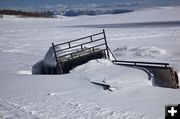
top-left (57, 43), bottom-right (106, 60)
top-left (112, 60), bottom-right (169, 67)
top-left (55, 37), bottom-right (105, 53)
top-left (57, 45), bottom-right (106, 60)
top-left (91, 81), bottom-right (110, 90)
top-left (54, 32), bottom-right (104, 47)
top-left (114, 63), bottom-right (171, 69)
top-left (60, 49), bottom-right (106, 62)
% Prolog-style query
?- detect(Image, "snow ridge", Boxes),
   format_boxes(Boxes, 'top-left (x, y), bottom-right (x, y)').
top-left (0, 98), bottom-right (39, 119)
top-left (3, 93), bottom-right (150, 119)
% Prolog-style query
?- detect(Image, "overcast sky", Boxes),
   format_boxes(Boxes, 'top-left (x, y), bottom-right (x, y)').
top-left (0, 0), bottom-right (180, 9)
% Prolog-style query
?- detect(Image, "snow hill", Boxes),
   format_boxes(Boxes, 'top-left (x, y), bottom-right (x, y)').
top-left (0, 6), bottom-right (180, 119)
top-left (58, 9), bottom-right (133, 16)
top-left (61, 6), bottom-right (180, 26)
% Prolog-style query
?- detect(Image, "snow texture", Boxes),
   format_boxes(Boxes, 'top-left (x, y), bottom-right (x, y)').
top-left (0, 6), bottom-right (180, 119)
top-left (43, 46), bottom-right (60, 67)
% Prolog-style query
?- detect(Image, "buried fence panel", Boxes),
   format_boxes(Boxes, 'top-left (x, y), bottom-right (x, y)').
top-left (52, 30), bottom-right (109, 74)
top-left (51, 30), bottom-right (179, 89)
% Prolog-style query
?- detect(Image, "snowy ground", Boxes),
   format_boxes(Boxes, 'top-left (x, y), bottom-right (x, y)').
top-left (0, 7), bottom-right (180, 119)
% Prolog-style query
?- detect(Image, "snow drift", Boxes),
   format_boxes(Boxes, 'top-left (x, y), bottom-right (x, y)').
top-left (32, 46), bottom-right (59, 74)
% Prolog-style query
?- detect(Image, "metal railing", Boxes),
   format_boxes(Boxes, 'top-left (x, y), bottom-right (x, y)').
top-left (112, 60), bottom-right (169, 68)
top-left (52, 29), bottom-right (110, 74)
top-left (52, 30), bottom-right (109, 62)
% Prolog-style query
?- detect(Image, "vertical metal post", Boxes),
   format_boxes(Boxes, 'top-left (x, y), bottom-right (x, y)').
top-left (81, 44), bottom-right (83, 51)
top-left (52, 43), bottom-right (61, 74)
top-left (68, 42), bottom-right (71, 48)
top-left (107, 46), bottom-right (117, 60)
top-left (90, 36), bottom-right (93, 42)
top-left (103, 50), bottom-right (107, 59)
top-left (92, 47), bottom-right (95, 53)
top-left (71, 53), bottom-right (73, 59)
top-left (103, 29), bottom-right (110, 59)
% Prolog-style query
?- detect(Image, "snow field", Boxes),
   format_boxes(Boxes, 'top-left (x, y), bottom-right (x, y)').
top-left (0, 6), bottom-right (180, 119)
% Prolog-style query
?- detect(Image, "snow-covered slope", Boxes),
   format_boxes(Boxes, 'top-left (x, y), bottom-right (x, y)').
top-left (0, 6), bottom-right (180, 119)
top-left (61, 6), bottom-right (180, 26)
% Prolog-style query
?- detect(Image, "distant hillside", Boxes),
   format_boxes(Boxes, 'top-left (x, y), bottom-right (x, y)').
top-left (0, 9), bottom-right (55, 18)
top-left (60, 9), bottom-right (134, 17)
top-left (0, 9), bottom-right (134, 17)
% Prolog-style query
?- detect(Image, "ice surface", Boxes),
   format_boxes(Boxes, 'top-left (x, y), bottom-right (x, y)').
top-left (0, 6), bottom-right (180, 119)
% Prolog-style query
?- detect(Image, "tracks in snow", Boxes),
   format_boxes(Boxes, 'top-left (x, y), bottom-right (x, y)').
top-left (1, 92), bottom-right (150, 119)
top-left (0, 98), bottom-right (39, 119)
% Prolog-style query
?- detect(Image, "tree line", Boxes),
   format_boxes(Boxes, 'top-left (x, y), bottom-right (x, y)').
top-left (0, 9), bottom-right (55, 18)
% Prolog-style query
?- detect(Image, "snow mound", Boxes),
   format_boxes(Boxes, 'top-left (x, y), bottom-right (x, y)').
top-left (32, 46), bottom-right (60, 74)
top-left (43, 46), bottom-right (60, 67)
top-left (71, 59), bottom-right (114, 75)
top-left (72, 59), bottom-right (149, 89)
top-left (113, 46), bottom-right (166, 58)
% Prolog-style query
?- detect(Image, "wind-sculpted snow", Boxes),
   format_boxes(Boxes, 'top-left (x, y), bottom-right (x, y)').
top-left (0, 98), bottom-right (39, 119)
top-left (71, 59), bottom-right (149, 88)
top-left (43, 46), bottom-right (59, 67)
top-left (113, 46), bottom-right (166, 58)
top-left (32, 46), bottom-right (60, 74)
top-left (0, 92), bottom-right (150, 119)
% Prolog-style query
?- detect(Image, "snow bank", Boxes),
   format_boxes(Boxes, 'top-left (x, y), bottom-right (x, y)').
top-left (71, 59), bottom-right (148, 87)
top-left (43, 46), bottom-right (59, 67)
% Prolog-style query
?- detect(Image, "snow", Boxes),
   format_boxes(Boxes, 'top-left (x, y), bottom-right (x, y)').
top-left (0, 6), bottom-right (180, 119)
top-left (61, 6), bottom-right (180, 26)
top-left (43, 46), bottom-right (58, 67)
top-left (18, 71), bottom-right (32, 75)
top-left (113, 46), bottom-right (166, 58)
